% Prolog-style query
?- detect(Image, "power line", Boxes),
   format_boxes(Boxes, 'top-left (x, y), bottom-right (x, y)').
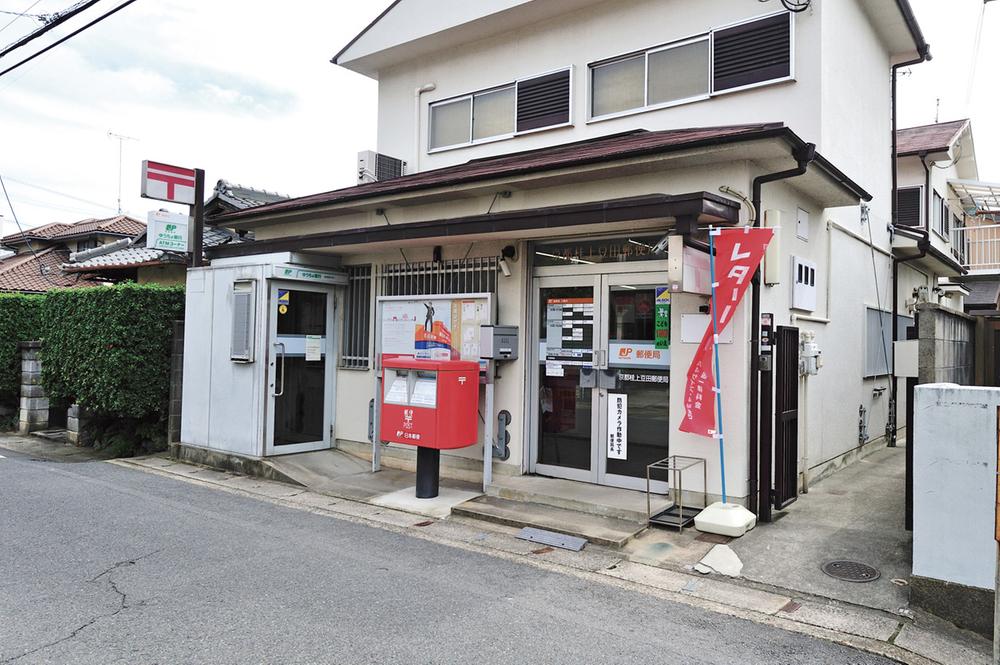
top-left (4, 176), bottom-right (118, 212)
top-left (0, 172), bottom-right (62, 286)
top-left (0, 0), bottom-right (139, 79)
top-left (0, 0), bottom-right (44, 35)
top-left (0, 0), bottom-right (102, 59)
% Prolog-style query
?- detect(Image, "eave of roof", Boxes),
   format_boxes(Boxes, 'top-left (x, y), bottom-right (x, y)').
top-left (896, 119), bottom-right (970, 157)
top-left (216, 124), bottom-right (871, 226)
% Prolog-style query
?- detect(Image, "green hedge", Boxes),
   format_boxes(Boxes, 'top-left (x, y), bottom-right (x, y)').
top-left (0, 293), bottom-right (43, 404)
top-left (39, 283), bottom-right (184, 418)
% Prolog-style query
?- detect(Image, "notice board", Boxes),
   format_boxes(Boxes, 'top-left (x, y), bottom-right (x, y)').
top-left (376, 293), bottom-right (495, 365)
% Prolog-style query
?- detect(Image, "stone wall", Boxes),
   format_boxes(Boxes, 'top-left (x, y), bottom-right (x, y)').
top-left (917, 303), bottom-right (975, 385)
top-left (17, 341), bottom-right (47, 434)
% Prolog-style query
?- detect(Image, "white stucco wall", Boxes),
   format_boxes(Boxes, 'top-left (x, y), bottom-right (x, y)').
top-left (373, 0), bottom-right (823, 172)
top-left (913, 383), bottom-right (998, 590)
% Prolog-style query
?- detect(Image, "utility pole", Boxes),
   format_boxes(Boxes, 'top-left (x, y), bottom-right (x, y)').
top-left (107, 130), bottom-right (138, 214)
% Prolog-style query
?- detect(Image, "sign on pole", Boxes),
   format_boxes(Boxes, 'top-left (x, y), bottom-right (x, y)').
top-left (147, 210), bottom-right (189, 252)
top-left (141, 160), bottom-right (197, 205)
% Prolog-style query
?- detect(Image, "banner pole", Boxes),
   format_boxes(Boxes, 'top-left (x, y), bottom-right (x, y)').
top-left (708, 228), bottom-right (728, 504)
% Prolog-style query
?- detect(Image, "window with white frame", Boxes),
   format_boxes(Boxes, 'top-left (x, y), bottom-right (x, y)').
top-left (589, 12), bottom-right (792, 120)
top-left (428, 69), bottom-right (571, 151)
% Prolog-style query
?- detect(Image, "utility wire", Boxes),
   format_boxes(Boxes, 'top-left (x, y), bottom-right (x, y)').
top-left (0, 173), bottom-right (62, 286)
top-left (0, 0), bottom-right (138, 78)
top-left (4, 176), bottom-right (117, 212)
top-left (0, 0), bottom-right (44, 35)
top-left (0, 0), bottom-right (101, 59)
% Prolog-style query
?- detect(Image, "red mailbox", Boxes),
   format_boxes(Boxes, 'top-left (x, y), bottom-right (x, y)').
top-left (380, 358), bottom-right (479, 448)
top-left (380, 358), bottom-right (479, 498)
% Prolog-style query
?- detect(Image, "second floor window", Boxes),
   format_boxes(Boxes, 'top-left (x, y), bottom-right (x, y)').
top-left (589, 12), bottom-right (792, 120)
top-left (429, 69), bottom-right (571, 151)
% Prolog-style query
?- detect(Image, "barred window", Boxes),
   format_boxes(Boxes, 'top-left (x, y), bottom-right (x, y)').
top-left (341, 265), bottom-right (372, 369)
top-left (377, 256), bottom-right (499, 297)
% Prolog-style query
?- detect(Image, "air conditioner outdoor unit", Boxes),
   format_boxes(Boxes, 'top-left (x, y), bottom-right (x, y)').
top-left (358, 150), bottom-right (406, 184)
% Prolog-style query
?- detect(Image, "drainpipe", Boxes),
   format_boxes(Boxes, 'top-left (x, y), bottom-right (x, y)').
top-left (748, 142), bottom-right (816, 519)
top-left (889, 45), bottom-right (931, 446)
top-left (412, 83), bottom-right (437, 174)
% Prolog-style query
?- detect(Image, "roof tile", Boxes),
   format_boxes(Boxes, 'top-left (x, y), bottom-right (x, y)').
top-left (897, 119), bottom-right (969, 156)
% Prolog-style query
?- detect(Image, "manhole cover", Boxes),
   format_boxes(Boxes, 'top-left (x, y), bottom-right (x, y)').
top-left (822, 560), bottom-right (881, 583)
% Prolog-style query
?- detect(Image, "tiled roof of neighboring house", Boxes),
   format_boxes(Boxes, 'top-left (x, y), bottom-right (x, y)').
top-left (1, 215), bottom-right (146, 246)
top-left (208, 180), bottom-right (289, 213)
top-left (897, 119), bottom-right (969, 157)
top-left (64, 225), bottom-right (244, 273)
top-left (959, 278), bottom-right (1000, 312)
top-left (0, 247), bottom-right (101, 293)
top-left (218, 123), bottom-right (869, 223)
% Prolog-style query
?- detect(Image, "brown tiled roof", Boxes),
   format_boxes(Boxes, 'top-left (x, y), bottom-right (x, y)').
top-left (897, 119), bottom-right (969, 157)
top-left (219, 124), bottom-right (789, 222)
top-left (1, 215), bottom-right (145, 245)
top-left (0, 247), bottom-right (102, 293)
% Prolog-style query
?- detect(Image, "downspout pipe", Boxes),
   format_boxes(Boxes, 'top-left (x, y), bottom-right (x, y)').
top-left (889, 45), bottom-right (931, 444)
top-left (748, 142), bottom-right (816, 517)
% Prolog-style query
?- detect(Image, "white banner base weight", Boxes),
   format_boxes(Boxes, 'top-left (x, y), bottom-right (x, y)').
top-left (694, 502), bottom-right (757, 538)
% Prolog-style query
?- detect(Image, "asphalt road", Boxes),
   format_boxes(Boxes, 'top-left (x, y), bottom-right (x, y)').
top-left (0, 447), bottom-right (894, 665)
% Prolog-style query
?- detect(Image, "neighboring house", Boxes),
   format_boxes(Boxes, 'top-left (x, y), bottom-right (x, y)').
top-left (180, 1), bottom-right (932, 524)
top-left (63, 180), bottom-right (281, 285)
top-left (0, 215), bottom-right (145, 293)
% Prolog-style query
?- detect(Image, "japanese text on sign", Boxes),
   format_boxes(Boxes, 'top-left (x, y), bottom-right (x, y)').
top-left (607, 393), bottom-right (628, 460)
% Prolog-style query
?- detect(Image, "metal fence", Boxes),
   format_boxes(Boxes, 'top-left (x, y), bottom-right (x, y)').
top-left (952, 222), bottom-right (1000, 273)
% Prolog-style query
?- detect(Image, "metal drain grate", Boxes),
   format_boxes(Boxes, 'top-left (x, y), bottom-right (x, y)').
top-left (821, 560), bottom-right (881, 583)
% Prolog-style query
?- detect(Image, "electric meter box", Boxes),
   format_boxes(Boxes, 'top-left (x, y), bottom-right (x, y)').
top-left (480, 325), bottom-right (519, 360)
top-left (380, 358), bottom-right (479, 449)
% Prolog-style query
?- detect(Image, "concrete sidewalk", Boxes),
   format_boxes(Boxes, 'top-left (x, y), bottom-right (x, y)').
top-left (108, 451), bottom-right (990, 665)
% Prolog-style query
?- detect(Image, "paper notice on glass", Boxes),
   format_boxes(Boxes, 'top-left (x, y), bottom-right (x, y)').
top-left (385, 377), bottom-right (409, 405)
top-left (545, 361), bottom-right (565, 377)
top-left (607, 393), bottom-right (628, 460)
top-left (305, 335), bottom-right (323, 361)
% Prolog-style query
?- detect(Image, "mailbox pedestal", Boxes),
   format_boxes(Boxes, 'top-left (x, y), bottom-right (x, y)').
top-left (380, 358), bottom-right (479, 498)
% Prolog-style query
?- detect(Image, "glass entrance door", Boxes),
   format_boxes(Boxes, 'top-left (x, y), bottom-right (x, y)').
top-left (532, 273), bottom-right (670, 492)
top-left (265, 282), bottom-right (335, 455)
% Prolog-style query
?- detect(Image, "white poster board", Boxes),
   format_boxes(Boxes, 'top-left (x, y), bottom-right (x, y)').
top-left (607, 393), bottom-right (628, 460)
top-left (378, 295), bottom-right (493, 363)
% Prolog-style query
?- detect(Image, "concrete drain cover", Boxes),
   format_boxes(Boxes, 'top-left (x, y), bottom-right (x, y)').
top-left (822, 560), bottom-right (881, 583)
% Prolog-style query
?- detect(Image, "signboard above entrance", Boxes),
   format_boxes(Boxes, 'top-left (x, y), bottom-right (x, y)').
top-left (534, 235), bottom-right (665, 267)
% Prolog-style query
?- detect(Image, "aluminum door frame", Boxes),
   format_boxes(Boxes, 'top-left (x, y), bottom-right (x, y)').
top-left (598, 272), bottom-right (670, 493)
top-left (529, 274), bottom-right (604, 484)
top-left (264, 280), bottom-right (337, 456)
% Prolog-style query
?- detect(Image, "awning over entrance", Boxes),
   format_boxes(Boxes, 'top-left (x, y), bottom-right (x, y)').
top-left (208, 192), bottom-right (740, 259)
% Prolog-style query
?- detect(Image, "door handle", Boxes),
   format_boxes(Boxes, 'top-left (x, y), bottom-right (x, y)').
top-left (273, 342), bottom-right (286, 396)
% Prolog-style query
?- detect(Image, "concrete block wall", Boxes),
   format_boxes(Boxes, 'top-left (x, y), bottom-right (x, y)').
top-left (17, 341), bottom-right (47, 434)
top-left (66, 404), bottom-right (91, 446)
top-left (917, 303), bottom-right (975, 385)
top-left (167, 320), bottom-right (184, 445)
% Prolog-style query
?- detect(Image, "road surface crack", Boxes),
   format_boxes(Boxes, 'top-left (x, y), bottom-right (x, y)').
top-left (1, 549), bottom-right (163, 664)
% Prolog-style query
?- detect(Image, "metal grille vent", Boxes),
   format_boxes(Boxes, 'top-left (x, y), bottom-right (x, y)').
top-left (375, 153), bottom-right (404, 181)
top-left (377, 256), bottom-right (499, 297)
top-left (516, 69), bottom-right (571, 133)
top-left (713, 13), bottom-right (791, 92)
top-left (231, 280), bottom-right (256, 362)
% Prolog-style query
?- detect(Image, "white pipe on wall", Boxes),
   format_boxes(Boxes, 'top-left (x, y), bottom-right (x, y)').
top-left (412, 83), bottom-right (437, 173)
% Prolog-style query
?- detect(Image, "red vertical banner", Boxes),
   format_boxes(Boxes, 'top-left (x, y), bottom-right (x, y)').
top-left (679, 228), bottom-right (774, 438)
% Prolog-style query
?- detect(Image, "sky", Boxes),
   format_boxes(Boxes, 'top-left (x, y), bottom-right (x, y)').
top-left (0, 0), bottom-right (996, 236)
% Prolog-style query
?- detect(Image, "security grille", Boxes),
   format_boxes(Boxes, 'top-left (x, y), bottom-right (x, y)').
top-left (377, 256), bottom-right (499, 297)
top-left (713, 12), bottom-right (792, 92)
top-left (341, 265), bottom-right (372, 369)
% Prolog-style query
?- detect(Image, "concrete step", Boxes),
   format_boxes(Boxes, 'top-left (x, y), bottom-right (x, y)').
top-left (452, 495), bottom-right (647, 548)
top-left (487, 475), bottom-right (672, 523)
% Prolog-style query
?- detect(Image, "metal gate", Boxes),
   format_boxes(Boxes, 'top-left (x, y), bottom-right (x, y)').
top-left (773, 326), bottom-right (799, 509)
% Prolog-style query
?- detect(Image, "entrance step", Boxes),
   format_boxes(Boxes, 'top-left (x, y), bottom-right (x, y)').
top-left (452, 495), bottom-right (647, 548)
top-left (487, 475), bottom-right (671, 523)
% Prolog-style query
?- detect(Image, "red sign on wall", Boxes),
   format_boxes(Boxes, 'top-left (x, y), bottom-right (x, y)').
top-left (679, 228), bottom-right (774, 438)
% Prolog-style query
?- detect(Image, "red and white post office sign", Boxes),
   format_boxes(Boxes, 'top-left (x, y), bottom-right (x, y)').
top-left (141, 160), bottom-right (196, 205)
